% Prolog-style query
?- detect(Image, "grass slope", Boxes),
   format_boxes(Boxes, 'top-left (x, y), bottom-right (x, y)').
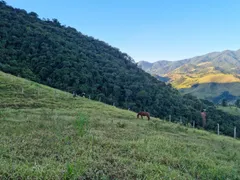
top-left (172, 73), bottom-right (240, 89)
top-left (179, 82), bottom-right (240, 102)
top-left (172, 73), bottom-right (240, 103)
top-left (1, 71), bottom-right (240, 179)
top-left (217, 106), bottom-right (240, 116)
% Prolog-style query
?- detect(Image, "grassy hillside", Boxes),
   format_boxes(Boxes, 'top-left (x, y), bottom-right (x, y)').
top-left (168, 72), bottom-right (240, 104)
top-left (217, 106), bottom-right (240, 116)
top-left (1, 73), bottom-right (240, 179)
top-left (179, 82), bottom-right (240, 103)
top-left (172, 73), bottom-right (240, 89)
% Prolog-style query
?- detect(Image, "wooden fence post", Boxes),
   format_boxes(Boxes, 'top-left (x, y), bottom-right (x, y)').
top-left (217, 123), bottom-right (220, 135)
top-left (234, 126), bottom-right (236, 139)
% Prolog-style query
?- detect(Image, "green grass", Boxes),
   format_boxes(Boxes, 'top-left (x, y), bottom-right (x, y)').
top-left (217, 106), bottom-right (240, 116)
top-left (1, 71), bottom-right (240, 179)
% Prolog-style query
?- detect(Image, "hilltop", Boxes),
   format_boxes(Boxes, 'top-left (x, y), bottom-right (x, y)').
top-left (138, 49), bottom-right (240, 75)
top-left (1, 71), bottom-right (240, 179)
top-left (138, 49), bottom-right (240, 103)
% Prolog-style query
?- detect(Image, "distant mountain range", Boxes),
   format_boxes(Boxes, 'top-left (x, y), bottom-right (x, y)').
top-left (138, 49), bottom-right (240, 103)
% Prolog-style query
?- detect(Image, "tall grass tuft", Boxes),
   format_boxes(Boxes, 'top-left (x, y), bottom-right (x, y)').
top-left (74, 113), bottom-right (89, 137)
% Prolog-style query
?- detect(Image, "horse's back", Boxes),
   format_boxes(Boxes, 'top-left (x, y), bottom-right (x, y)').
top-left (138, 111), bottom-right (150, 116)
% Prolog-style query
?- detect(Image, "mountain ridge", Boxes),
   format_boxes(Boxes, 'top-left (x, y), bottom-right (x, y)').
top-left (138, 49), bottom-right (240, 103)
top-left (138, 48), bottom-right (240, 74)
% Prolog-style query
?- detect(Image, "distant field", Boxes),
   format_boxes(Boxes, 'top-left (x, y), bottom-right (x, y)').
top-left (1, 71), bottom-right (240, 179)
top-left (217, 106), bottom-right (240, 116)
top-left (198, 73), bottom-right (240, 84)
top-left (173, 73), bottom-right (240, 89)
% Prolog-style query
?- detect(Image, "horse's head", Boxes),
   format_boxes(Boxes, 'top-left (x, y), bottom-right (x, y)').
top-left (137, 113), bottom-right (140, 118)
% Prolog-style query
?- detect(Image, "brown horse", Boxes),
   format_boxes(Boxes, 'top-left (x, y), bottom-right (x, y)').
top-left (137, 111), bottom-right (150, 120)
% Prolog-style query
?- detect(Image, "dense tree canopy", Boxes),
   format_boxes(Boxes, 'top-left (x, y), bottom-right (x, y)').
top-left (235, 99), bottom-right (240, 108)
top-left (0, 1), bottom-right (239, 137)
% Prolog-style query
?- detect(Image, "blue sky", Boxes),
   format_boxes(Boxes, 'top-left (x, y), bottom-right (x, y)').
top-left (5, 0), bottom-right (240, 62)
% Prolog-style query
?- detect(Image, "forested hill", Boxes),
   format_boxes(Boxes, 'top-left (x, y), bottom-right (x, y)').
top-left (0, 1), bottom-right (239, 137)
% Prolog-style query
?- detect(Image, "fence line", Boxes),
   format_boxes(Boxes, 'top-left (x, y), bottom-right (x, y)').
top-left (12, 86), bottom-right (239, 139)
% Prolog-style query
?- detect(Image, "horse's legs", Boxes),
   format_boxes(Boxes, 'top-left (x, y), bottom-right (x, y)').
top-left (141, 115), bottom-right (143, 119)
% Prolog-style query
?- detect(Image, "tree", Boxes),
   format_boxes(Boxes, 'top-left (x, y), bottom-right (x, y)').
top-left (0, 1), bottom-right (6, 6)
top-left (29, 12), bottom-right (38, 18)
top-left (235, 99), bottom-right (240, 108)
top-left (222, 99), bottom-right (227, 107)
top-left (52, 18), bottom-right (61, 26)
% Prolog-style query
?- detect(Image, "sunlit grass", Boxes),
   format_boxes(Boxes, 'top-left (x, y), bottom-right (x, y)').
top-left (1, 71), bottom-right (240, 179)
top-left (172, 73), bottom-right (240, 89)
top-left (217, 106), bottom-right (240, 116)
